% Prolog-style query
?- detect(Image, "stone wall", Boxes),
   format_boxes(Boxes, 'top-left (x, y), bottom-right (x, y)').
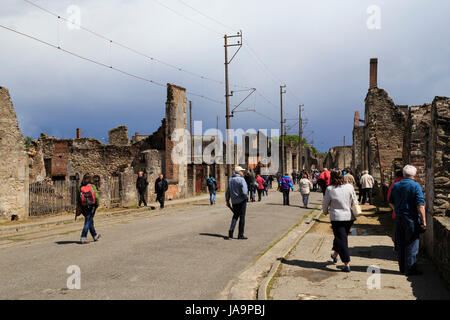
top-left (364, 88), bottom-right (408, 191)
top-left (0, 87), bottom-right (29, 219)
top-left (165, 83), bottom-right (188, 199)
top-left (323, 146), bottom-right (352, 170)
top-left (108, 125), bottom-right (130, 146)
top-left (402, 104), bottom-right (431, 187)
top-left (424, 96), bottom-right (450, 287)
top-left (352, 110), bottom-right (364, 176)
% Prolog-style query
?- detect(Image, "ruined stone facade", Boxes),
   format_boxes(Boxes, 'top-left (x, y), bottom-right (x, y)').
top-left (0, 87), bottom-right (29, 219)
top-left (108, 125), bottom-right (130, 146)
top-left (352, 59), bottom-right (450, 286)
top-left (323, 146), bottom-right (352, 170)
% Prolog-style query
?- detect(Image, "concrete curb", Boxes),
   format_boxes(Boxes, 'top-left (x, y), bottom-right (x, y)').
top-left (0, 193), bottom-right (224, 237)
top-left (219, 206), bottom-right (322, 300)
top-left (257, 209), bottom-right (323, 300)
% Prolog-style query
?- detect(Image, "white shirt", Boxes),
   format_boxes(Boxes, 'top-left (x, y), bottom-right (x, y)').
top-left (360, 174), bottom-right (375, 189)
top-left (322, 184), bottom-right (357, 221)
top-left (298, 178), bottom-right (313, 194)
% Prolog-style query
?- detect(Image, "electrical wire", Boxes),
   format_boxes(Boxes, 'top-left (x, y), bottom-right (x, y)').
top-left (22, 0), bottom-right (248, 90)
top-left (0, 23), bottom-right (225, 105)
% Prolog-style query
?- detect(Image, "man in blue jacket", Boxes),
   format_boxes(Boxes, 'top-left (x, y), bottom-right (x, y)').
top-left (389, 165), bottom-right (426, 276)
top-left (226, 166), bottom-right (248, 240)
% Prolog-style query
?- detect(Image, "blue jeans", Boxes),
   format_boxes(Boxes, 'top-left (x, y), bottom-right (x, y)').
top-left (229, 200), bottom-right (247, 237)
top-left (395, 214), bottom-right (420, 273)
top-left (81, 206), bottom-right (98, 241)
top-left (209, 191), bottom-right (216, 204)
top-left (301, 193), bottom-right (309, 207)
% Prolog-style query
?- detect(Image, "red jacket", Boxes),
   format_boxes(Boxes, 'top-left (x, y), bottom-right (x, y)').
top-left (318, 170), bottom-right (331, 186)
top-left (256, 176), bottom-right (266, 190)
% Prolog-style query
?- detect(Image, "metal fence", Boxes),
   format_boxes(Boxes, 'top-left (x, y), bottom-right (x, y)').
top-left (29, 180), bottom-right (78, 216)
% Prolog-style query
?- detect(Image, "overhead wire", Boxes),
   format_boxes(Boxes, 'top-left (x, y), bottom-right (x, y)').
top-left (0, 23), bottom-right (225, 105)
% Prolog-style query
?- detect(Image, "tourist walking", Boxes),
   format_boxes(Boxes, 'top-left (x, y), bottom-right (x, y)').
top-left (388, 165), bottom-right (426, 276)
top-left (155, 173), bottom-right (168, 209)
top-left (318, 168), bottom-right (331, 195)
top-left (280, 173), bottom-right (294, 206)
top-left (226, 166), bottom-right (249, 240)
top-left (136, 171), bottom-right (149, 207)
top-left (262, 174), bottom-right (269, 196)
top-left (360, 170), bottom-right (375, 205)
top-left (77, 173), bottom-right (101, 244)
top-left (206, 175), bottom-right (218, 205)
top-left (387, 170), bottom-right (403, 219)
top-left (343, 169), bottom-right (356, 186)
top-left (298, 172), bottom-right (313, 208)
top-left (256, 174), bottom-right (266, 202)
top-left (322, 169), bottom-right (357, 272)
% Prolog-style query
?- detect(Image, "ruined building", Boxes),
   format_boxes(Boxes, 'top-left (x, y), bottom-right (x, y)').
top-left (0, 87), bottom-right (29, 218)
top-left (352, 58), bottom-right (450, 286)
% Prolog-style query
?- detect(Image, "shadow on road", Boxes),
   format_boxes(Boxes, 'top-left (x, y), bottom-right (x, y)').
top-left (55, 241), bottom-right (81, 245)
top-left (199, 233), bottom-right (229, 240)
top-left (279, 257), bottom-right (402, 275)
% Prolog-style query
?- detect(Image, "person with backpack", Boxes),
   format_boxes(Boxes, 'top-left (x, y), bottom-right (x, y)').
top-left (261, 174), bottom-right (269, 196)
top-left (77, 173), bottom-right (101, 244)
top-left (155, 173), bottom-right (168, 209)
top-left (280, 173), bottom-right (294, 206)
top-left (206, 175), bottom-right (218, 205)
top-left (136, 171), bottom-right (149, 207)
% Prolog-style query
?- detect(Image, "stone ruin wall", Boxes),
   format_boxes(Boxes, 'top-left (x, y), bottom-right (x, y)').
top-left (424, 97), bottom-right (450, 287)
top-left (364, 88), bottom-right (408, 198)
top-left (108, 125), bottom-right (130, 146)
top-left (0, 87), bottom-right (29, 219)
top-left (165, 83), bottom-right (188, 200)
top-left (323, 146), bottom-right (353, 171)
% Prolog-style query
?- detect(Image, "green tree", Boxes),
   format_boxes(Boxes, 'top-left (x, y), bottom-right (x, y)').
top-left (24, 136), bottom-right (33, 148)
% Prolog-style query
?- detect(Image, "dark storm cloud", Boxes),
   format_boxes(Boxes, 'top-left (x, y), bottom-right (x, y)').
top-left (1, 0), bottom-right (449, 151)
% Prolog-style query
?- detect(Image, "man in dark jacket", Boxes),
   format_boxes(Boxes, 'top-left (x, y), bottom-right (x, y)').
top-left (155, 173), bottom-right (168, 209)
top-left (136, 171), bottom-right (149, 207)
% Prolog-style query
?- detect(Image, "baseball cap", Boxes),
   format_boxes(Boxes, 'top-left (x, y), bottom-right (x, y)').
top-left (234, 166), bottom-right (246, 173)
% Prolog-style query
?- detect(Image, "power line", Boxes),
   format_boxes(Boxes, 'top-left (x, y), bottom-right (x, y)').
top-left (0, 23), bottom-right (225, 105)
top-left (22, 0), bottom-right (248, 90)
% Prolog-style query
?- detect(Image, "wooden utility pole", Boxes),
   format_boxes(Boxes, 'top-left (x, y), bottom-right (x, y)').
top-left (343, 136), bottom-right (346, 169)
top-left (189, 101), bottom-right (193, 164)
top-left (298, 104), bottom-right (304, 172)
top-left (224, 31), bottom-right (242, 180)
top-left (280, 85), bottom-right (286, 174)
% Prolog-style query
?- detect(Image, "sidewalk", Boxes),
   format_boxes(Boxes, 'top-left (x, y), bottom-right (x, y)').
top-left (268, 203), bottom-right (450, 300)
top-left (0, 192), bottom-right (224, 238)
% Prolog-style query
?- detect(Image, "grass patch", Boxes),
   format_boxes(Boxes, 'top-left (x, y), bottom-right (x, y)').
top-left (266, 261), bottom-right (283, 300)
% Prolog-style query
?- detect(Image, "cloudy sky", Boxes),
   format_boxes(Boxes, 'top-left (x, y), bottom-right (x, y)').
top-left (1, 0), bottom-right (449, 151)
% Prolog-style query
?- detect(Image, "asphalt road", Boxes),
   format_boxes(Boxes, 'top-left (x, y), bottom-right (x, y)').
top-left (0, 190), bottom-right (322, 299)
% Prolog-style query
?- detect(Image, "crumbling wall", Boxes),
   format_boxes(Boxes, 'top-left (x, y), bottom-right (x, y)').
top-left (108, 125), bottom-right (130, 146)
top-left (402, 104), bottom-right (431, 187)
top-left (364, 88), bottom-right (408, 193)
top-left (323, 146), bottom-right (352, 170)
top-left (0, 87), bottom-right (29, 219)
top-left (424, 96), bottom-right (450, 287)
top-left (352, 110), bottom-right (364, 176)
top-left (165, 83), bottom-right (188, 199)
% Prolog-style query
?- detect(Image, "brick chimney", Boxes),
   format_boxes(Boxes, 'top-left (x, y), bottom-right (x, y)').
top-left (370, 58), bottom-right (378, 88)
top-left (76, 128), bottom-right (81, 139)
top-left (354, 111), bottom-right (360, 128)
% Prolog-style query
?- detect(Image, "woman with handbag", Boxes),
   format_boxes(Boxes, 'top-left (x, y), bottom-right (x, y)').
top-left (322, 169), bottom-right (358, 272)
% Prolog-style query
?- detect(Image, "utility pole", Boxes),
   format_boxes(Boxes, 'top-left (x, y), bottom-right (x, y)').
top-left (298, 104), bottom-right (304, 173)
top-left (224, 31), bottom-right (243, 181)
top-left (343, 136), bottom-right (346, 169)
top-left (189, 100), bottom-right (193, 164)
top-left (280, 85), bottom-right (286, 174)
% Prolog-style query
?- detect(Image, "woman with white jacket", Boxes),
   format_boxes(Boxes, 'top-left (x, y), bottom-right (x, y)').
top-left (298, 172), bottom-right (313, 208)
top-left (322, 169), bottom-right (357, 272)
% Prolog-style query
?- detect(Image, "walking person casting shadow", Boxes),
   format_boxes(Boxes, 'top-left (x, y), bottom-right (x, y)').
top-left (76, 173), bottom-right (101, 244)
top-left (226, 166), bottom-right (248, 240)
top-left (322, 169), bottom-right (358, 272)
